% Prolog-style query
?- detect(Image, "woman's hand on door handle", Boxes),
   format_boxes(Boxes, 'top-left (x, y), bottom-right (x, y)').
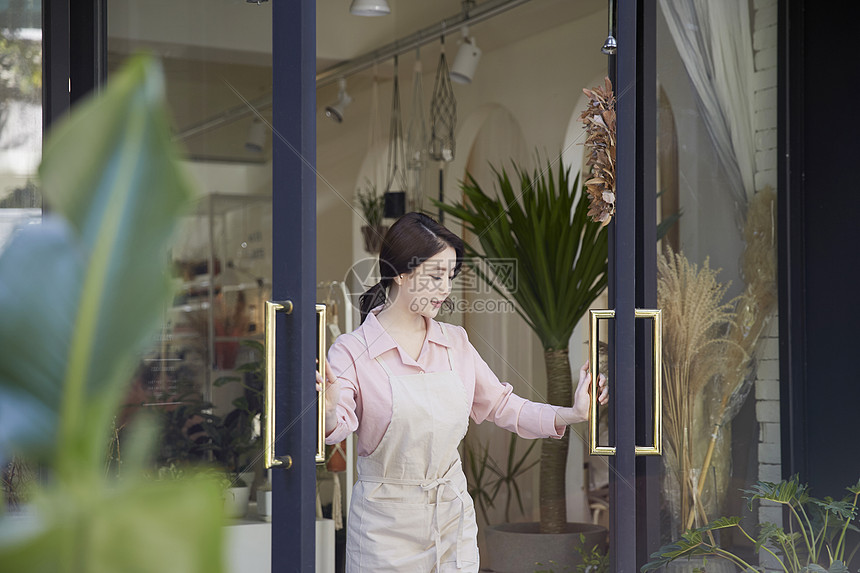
top-left (555, 360), bottom-right (608, 426)
top-left (316, 359), bottom-right (340, 434)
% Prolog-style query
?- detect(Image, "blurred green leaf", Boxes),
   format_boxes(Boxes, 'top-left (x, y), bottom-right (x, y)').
top-left (0, 55), bottom-right (225, 573)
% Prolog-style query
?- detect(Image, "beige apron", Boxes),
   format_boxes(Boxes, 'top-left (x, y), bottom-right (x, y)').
top-left (346, 322), bottom-right (479, 572)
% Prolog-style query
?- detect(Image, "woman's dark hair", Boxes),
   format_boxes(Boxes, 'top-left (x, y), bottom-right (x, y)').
top-left (359, 212), bottom-right (464, 323)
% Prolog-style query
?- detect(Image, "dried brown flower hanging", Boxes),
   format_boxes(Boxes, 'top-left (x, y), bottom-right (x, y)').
top-left (579, 77), bottom-right (616, 226)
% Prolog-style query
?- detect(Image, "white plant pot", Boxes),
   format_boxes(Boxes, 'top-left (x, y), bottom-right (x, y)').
top-left (256, 488), bottom-right (272, 522)
top-left (224, 485), bottom-right (251, 519)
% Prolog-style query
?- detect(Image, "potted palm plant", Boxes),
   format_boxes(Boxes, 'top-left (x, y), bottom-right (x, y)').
top-left (356, 179), bottom-right (387, 254)
top-left (435, 155), bottom-right (608, 569)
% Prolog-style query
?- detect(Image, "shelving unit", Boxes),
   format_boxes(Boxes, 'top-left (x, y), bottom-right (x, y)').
top-left (162, 192), bottom-right (273, 409)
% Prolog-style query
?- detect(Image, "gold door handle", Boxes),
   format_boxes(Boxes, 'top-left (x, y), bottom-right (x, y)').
top-left (588, 308), bottom-right (663, 456)
top-left (264, 300), bottom-right (293, 469)
top-left (589, 309), bottom-right (616, 456)
top-left (634, 308), bottom-right (662, 456)
top-left (316, 304), bottom-right (327, 464)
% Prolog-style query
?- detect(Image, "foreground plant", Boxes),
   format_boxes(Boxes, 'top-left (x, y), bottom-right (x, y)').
top-left (643, 475), bottom-right (860, 573)
top-left (0, 56), bottom-right (224, 572)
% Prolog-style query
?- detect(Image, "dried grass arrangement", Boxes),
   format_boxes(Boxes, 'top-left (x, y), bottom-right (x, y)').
top-left (659, 188), bottom-right (779, 534)
top-left (579, 77), bottom-right (616, 226)
top-left (682, 187), bottom-right (778, 530)
top-left (658, 248), bottom-right (738, 534)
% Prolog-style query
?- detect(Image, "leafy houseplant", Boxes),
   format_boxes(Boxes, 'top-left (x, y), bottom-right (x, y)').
top-left (644, 476), bottom-right (860, 573)
top-left (210, 340), bottom-right (265, 477)
top-left (436, 156), bottom-right (609, 534)
top-left (0, 56), bottom-right (224, 572)
top-left (356, 179), bottom-right (388, 254)
top-left (464, 433), bottom-right (540, 526)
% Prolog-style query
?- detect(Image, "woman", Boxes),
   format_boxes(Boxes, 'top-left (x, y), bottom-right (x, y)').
top-left (317, 212), bottom-right (607, 573)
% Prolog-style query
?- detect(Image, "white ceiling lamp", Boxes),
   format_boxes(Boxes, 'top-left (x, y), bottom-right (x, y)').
top-left (325, 78), bottom-right (353, 123)
top-left (245, 118), bottom-right (266, 153)
top-left (449, 26), bottom-right (481, 84)
top-left (349, 0), bottom-right (390, 17)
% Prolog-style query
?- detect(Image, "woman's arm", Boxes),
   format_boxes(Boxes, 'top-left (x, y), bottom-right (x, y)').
top-left (464, 326), bottom-right (607, 437)
top-left (316, 339), bottom-right (360, 444)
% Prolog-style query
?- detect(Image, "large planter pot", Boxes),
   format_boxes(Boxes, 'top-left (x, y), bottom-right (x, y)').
top-left (483, 522), bottom-right (607, 573)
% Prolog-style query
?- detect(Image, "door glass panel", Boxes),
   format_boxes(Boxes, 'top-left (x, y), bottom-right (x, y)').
top-left (106, 0), bottom-right (274, 547)
top-left (655, 1), bottom-right (780, 566)
top-left (0, 0), bottom-right (42, 254)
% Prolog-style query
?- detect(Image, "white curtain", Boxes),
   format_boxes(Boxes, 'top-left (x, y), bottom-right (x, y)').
top-left (659, 0), bottom-right (756, 218)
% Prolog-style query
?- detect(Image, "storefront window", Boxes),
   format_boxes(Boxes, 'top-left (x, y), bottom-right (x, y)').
top-left (655, 0), bottom-right (780, 563)
top-left (106, 1), bottom-right (274, 513)
top-left (0, 0), bottom-right (42, 253)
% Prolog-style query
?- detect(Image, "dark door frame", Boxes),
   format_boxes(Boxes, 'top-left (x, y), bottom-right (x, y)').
top-left (43, 0), bottom-right (106, 130)
top-left (777, 0), bottom-right (860, 498)
top-left (608, 0), bottom-right (659, 569)
top-left (271, 0), bottom-right (318, 571)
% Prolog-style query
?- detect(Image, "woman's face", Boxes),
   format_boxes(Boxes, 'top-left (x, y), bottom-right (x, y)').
top-left (395, 246), bottom-right (457, 319)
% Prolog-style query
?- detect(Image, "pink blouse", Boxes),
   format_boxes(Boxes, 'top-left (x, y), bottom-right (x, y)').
top-left (324, 306), bottom-right (566, 456)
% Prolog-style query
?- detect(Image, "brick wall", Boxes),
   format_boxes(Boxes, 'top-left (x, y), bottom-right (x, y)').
top-left (752, 0), bottom-right (781, 568)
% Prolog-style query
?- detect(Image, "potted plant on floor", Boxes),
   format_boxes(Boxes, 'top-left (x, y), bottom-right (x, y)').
top-left (435, 155), bottom-right (609, 571)
top-left (210, 340), bottom-right (266, 518)
top-left (464, 433), bottom-right (608, 573)
top-left (644, 475), bottom-right (860, 573)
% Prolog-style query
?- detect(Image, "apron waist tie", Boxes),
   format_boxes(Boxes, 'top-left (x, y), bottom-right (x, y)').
top-left (420, 477), bottom-right (467, 571)
top-left (358, 470), bottom-right (467, 571)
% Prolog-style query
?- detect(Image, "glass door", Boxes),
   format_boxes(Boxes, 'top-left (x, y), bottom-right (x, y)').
top-left (103, 0), bottom-right (320, 571)
top-left (601, 0), bottom-right (783, 569)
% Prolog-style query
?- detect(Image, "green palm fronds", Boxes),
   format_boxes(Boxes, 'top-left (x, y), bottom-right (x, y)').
top-left (435, 156), bottom-right (608, 351)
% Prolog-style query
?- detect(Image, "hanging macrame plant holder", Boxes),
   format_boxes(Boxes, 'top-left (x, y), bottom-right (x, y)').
top-left (429, 37), bottom-right (457, 163)
top-left (406, 49), bottom-right (429, 213)
top-left (429, 36), bottom-right (457, 223)
top-left (383, 55), bottom-right (408, 219)
top-left (358, 70), bottom-right (388, 253)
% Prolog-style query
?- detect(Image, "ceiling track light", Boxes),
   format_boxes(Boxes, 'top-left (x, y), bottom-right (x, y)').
top-left (245, 118), bottom-right (266, 153)
top-left (325, 78), bottom-right (353, 123)
top-left (450, 25), bottom-right (482, 84)
top-left (350, 0), bottom-right (390, 17)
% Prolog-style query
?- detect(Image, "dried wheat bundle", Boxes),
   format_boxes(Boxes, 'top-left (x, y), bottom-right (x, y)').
top-left (658, 248), bottom-right (737, 533)
top-left (579, 77), bottom-right (616, 226)
top-left (685, 188), bottom-right (778, 529)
